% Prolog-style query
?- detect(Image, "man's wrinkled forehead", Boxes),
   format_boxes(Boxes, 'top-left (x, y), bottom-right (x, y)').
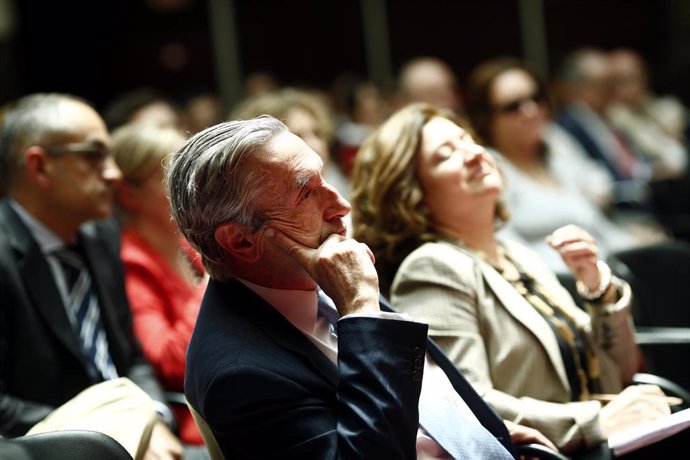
top-left (259, 132), bottom-right (324, 188)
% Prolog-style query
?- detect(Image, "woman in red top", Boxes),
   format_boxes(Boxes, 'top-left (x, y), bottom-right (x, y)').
top-left (112, 122), bottom-right (208, 447)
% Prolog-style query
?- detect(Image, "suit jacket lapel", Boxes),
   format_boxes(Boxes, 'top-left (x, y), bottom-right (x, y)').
top-left (442, 240), bottom-right (570, 390)
top-left (0, 202), bottom-right (85, 363)
top-left (220, 279), bottom-right (340, 386)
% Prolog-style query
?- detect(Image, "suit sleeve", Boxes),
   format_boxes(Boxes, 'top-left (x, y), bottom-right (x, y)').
top-left (202, 317), bottom-right (427, 459)
top-left (0, 243), bottom-right (54, 436)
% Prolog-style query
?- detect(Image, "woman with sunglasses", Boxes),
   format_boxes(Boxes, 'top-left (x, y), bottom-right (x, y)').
top-left (350, 103), bottom-right (676, 456)
top-left (464, 57), bottom-right (651, 275)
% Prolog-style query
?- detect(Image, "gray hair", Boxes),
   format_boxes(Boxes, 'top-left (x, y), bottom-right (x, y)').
top-left (0, 93), bottom-right (90, 193)
top-left (165, 115), bottom-right (288, 280)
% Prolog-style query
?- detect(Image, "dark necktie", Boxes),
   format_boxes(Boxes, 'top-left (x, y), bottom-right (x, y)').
top-left (54, 246), bottom-right (118, 381)
top-left (316, 290), bottom-right (513, 459)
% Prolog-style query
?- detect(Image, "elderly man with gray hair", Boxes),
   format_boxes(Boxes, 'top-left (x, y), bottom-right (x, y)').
top-left (167, 115), bottom-right (555, 459)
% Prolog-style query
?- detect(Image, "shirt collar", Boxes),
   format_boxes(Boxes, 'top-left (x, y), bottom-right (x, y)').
top-left (9, 199), bottom-right (67, 254)
top-left (237, 278), bottom-right (318, 334)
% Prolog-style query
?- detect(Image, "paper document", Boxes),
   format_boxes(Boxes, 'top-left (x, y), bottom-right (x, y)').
top-left (608, 407), bottom-right (690, 456)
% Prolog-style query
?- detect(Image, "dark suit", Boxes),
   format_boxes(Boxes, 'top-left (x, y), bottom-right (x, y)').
top-left (184, 277), bottom-right (516, 459)
top-left (556, 106), bottom-right (656, 212)
top-left (556, 107), bottom-right (627, 181)
top-left (0, 200), bottom-right (165, 437)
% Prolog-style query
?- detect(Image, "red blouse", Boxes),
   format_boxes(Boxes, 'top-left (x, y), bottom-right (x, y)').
top-left (120, 227), bottom-right (207, 445)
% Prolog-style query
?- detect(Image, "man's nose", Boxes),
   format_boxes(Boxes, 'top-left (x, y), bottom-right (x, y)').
top-left (323, 184), bottom-right (351, 221)
top-left (102, 156), bottom-right (123, 183)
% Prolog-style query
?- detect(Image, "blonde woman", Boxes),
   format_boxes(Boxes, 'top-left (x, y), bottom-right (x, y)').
top-left (112, 123), bottom-right (208, 448)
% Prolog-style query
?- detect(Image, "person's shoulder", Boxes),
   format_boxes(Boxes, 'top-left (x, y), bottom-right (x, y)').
top-left (398, 240), bottom-right (476, 275)
top-left (82, 217), bottom-right (121, 241)
top-left (500, 237), bottom-right (541, 261)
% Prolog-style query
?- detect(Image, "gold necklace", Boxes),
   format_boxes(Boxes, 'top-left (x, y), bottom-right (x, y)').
top-left (489, 246), bottom-right (601, 400)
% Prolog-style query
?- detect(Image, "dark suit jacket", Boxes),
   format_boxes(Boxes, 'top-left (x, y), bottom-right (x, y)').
top-left (185, 278), bottom-right (516, 459)
top-left (556, 107), bottom-right (627, 180)
top-left (0, 200), bottom-right (165, 437)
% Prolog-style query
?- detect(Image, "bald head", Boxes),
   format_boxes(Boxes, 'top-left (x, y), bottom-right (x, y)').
top-left (398, 57), bottom-right (462, 112)
top-left (608, 48), bottom-right (649, 107)
top-left (559, 48), bottom-right (613, 114)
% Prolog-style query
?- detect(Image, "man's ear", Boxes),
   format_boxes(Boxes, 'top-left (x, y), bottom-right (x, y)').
top-left (24, 146), bottom-right (51, 187)
top-left (215, 222), bottom-right (260, 262)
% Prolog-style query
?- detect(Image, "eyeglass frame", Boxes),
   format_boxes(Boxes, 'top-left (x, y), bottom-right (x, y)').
top-left (43, 142), bottom-right (113, 167)
top-left (492, 89), bottom-right (546, 115)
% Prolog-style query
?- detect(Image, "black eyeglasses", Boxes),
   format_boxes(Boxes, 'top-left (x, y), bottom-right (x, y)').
top-left (44, 142), bottom-right (112, 166)
top-left (493, 90), bottom-right (545, 114)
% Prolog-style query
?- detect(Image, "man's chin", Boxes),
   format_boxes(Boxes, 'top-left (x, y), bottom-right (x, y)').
top-left (319, 227), bottom-right (347, 244)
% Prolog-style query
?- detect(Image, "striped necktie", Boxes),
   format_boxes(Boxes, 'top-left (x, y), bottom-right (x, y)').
top-left (54, 246), bottom-right (118, 381)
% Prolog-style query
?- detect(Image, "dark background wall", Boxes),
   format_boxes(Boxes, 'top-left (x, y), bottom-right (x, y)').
top-left (2, 0), bottom-right (689, 113)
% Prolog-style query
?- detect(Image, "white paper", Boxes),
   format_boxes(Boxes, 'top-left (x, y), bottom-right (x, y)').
top-left (608, 408), bottom-right (690, 456)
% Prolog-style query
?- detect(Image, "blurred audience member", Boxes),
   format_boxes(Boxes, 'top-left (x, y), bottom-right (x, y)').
top-left (396, 56), bottom-right (463, 115)
top-left (181, 89), bottom-right (222, 135)
top-left (330, 73), bottom-right (390, 179)
top-left (112, 123), bottom-right (208, 448)
top-left (230, 87), bottom-right (351, 199)
top-left (607, 48), bottom-right (688, 181)
top-left (606, 48), bottom-right (690, 239)
top-left (103, 86), bottom-right (186, 132)
top-left (243, 71), bottom-right (280, 98)
top-left (464, 57), bottom-right (661, 273)
top-left (555, 47), bottom-right (653, 209)
top-left (0, 93), bottom-right (183, 458)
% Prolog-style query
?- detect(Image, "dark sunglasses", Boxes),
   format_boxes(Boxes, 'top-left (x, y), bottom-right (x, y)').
top-left (493, 90), bottom-right (545, 114)
top-left (44, 142), bottom-right (112, 165)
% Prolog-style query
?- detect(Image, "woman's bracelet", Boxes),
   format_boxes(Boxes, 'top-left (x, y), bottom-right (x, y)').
top-left (576, 260), bottom-right (612, 301)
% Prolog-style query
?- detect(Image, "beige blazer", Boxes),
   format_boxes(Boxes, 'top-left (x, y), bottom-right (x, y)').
top-left (391, 239), bottom-right (636, 452)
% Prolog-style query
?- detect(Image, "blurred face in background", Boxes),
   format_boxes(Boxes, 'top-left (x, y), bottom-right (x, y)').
top-left (488, 69), bottom-right (548, 154)
top-left (114, 126), bottom-right (186, 235)
top-left (284, 106), bottom-right (330, 165)
top-left (575, 51), bottom-right (613, 114)
top-left (609, 51), bottom-right (648, 107)
top-left (401, 59), bottom-right (462, 113)
top-left (45, 101), bottom-right (122, 225)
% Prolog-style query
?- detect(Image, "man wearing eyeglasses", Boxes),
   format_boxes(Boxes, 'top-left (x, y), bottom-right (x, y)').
top-left (0, 93), bottom-right (187, 459)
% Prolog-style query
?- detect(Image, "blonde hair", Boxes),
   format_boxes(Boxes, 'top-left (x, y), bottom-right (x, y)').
top-left (230, 87), bottom-right (334, 146)
top-left (112, 123), bottom-right (185, 185)
top-left (111, 123), bottom-right (186, 224)
top-left (351, 103), bottom-right (507, 295)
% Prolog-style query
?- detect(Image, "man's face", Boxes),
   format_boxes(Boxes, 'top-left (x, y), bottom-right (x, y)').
top-left (256, 131), bottom-right (350, 245)
top-left (251, 131), bottom-right (351, 275)
top-left (44, 101), bottom-right (122, 225)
